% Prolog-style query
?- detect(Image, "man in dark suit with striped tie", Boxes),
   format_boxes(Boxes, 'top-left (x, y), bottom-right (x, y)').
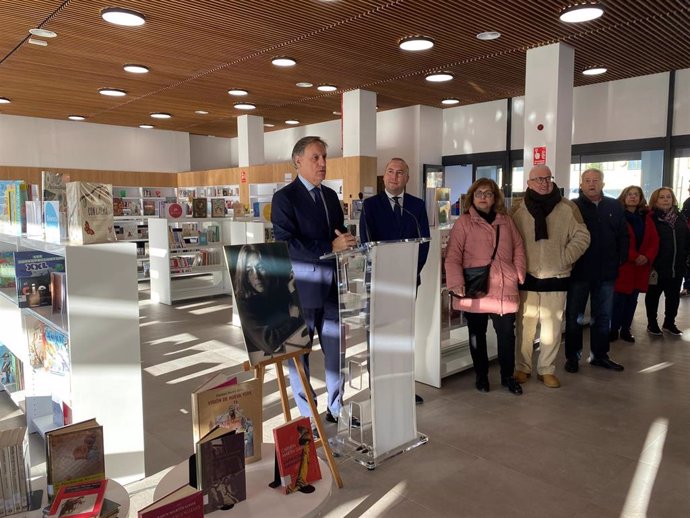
top-left (271, 136), bottom-right (357, 423)
top-left (359, 157), bottom-right (431, 403)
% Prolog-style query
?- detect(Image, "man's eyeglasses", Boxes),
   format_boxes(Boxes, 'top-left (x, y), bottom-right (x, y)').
top-left (529, 176), bottom-right (553, 184)
top-left (474, 190), bottom-right (495, 199)
top-left (385, 170), bottom-right (407, 177)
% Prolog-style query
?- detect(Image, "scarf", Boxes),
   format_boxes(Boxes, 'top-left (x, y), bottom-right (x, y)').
top-left (655, 208), bottom-right (678, 228)
top-left (473, 205), bottom-right (496, 224)
top-left (624, 210), bottom-right (645, 251)
top-left (524, 184), bottom-right (562, 241)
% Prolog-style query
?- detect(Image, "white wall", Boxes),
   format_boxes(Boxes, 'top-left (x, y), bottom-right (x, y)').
top-left (189, 134), bottom-right (235, 170)
top-left (0, 114), bottom-right (190, 172)
top-left (442, 99), bottom-right (508, 156)
top-left (673, 68), bottom-right (690, 136)
top-left (264, 119), bottom-right (342, 163)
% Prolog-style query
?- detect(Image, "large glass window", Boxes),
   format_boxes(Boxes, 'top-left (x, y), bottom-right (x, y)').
top-left (673, 149), bottom-right (690, 208)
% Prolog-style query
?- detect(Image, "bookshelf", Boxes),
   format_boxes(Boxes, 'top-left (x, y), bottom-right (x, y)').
top-left (177, 185), bottom-right (240, 216)
top-left (0, 233), bottom-right (145, 485)
top-left (112, 185), bottom-right (177, 218)
top-left (114, 216), bottom-right (150, 280)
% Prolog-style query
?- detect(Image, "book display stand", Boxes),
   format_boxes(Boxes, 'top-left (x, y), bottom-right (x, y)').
top-left (322, 239), bottom-right (430, 469)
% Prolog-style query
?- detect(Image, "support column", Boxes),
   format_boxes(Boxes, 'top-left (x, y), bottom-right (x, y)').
top-left (237, 114), bottom-right (264, 167)
top-left (342, 89), bottom-right (377, 158)
top-left (523, 43), bottom-right (574, 190)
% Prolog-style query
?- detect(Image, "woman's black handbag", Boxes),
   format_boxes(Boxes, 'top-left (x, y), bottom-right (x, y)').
top-left (462, 226), bottom-right (500, 298)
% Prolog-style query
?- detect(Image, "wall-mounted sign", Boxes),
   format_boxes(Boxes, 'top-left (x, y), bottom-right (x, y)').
top-left (533, 146), bottom-right (547, 166)
top-left (241, 170), bottom-right (247, 183)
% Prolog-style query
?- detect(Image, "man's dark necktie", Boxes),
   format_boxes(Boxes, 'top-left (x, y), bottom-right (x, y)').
top-left (313, 187), bottom-right (330, 227)
top-left (393, 196), bottom-right (402, 220)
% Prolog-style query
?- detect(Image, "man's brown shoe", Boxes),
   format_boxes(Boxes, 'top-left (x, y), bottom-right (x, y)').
top-left (515, 370), bottom-right (531, 384)
top-left (537, 374), bottom-right (561, 388)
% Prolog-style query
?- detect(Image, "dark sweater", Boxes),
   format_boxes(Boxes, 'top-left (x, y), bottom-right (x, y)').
top-left (651, 210), bottom-right (690, 280)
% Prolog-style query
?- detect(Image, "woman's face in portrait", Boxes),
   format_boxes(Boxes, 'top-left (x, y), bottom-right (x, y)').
top-left (246, 253), bottom-right (267, 293)
top-left (655, 189), bottom-right (674, 211)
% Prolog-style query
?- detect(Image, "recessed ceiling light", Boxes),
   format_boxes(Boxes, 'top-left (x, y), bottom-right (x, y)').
top-left (264, 123), bottom-right (275, 128)
top-left (272, 57), bottom-right (297, 67)
top-left (559, 2), bottom-right (604, 23)
top-left (582, 66), bottom-right (607, 76)
top-left (195, 110), bottom-right (209, 115)
top-left (333, 111), bottom-right (341, 115)
top-left (28, 37), bottom-right (48, 46)
top-left (139, 124), bottom-right (154, 129)
top-left (101, 7), bottom-right (146, 26)
top-left (150, 112), bottom-right (172, 119)
top-left (399, 36), bottom-right (434, 51)
top-left (234, 103), bottom-right (256, 110)
top-left (99, 88), bottom-right (127, 97)
top-left (317, 85), bottom-right (337, 92)
top-left (227, 89), bottom-right (248, 96)
top-left (68, 115), bottom-right (86, 121)
top-left (285, 120), bottom-right (300, 125)
top-left (123, 64), bottom-right (149, 74)
top-left (476, 31), bottom-right (501, 41)
top-left (441, 98), bottom-right (460, 105)
top-left (29, 28), bottom-right (57, 38)
top-left (296, 82), bottom-right (313, 88)
top-left (0, 97), bottom-right (11, 104)
top-left (425, 72), bottom-right (454, 82)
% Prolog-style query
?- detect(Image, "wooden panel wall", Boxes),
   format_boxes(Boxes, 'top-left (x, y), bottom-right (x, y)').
top-left (0, 166), bottom-right (177, 187)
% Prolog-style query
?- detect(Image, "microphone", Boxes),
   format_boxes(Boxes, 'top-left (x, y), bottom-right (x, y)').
top-left (397, 197), bottom-right (422, 240)
top-left (359, 198), bottom-right (373, 245)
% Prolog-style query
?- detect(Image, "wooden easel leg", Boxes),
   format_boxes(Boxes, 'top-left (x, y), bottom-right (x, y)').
top-left (292, 356), bottom-right (343, 489)
top-left (274, 361), bottom-right (292, 421)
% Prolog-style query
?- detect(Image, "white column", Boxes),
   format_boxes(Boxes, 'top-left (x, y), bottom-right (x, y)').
top-left (237, 114), bottom-right (264, 166)
top-left (342, 89), bottom-right (377, 157)
top-left (523, 43), bottom-right (574, 189)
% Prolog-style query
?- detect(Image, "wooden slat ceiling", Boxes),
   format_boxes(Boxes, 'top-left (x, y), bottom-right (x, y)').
top-left (0, 0), bottom-right (688, 138)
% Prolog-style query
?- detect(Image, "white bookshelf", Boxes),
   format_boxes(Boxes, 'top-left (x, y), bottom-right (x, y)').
top-left (177, 185), bottom-right (240, 216)
top-left (113, 185), bottom-right (177, 217)
top-left (114, 216), bottom-right (150, 280)
top-left (249, 182), bottom-right (285, 208)
top-left (0, 233), bottom-right (145, 485)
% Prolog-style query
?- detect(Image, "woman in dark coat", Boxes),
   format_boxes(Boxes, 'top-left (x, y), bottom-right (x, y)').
top-left (610, 186), bottom-right (659, 343)
top-left (645, 188), bottom-right (690, 336)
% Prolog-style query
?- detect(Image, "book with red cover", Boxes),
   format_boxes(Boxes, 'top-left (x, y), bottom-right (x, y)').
top-left (47, 480), bottom-right (107, 518)
top-left (138, 485), bottom-right (202, 518)
top-left (272, 416), bottom-right (321, 494)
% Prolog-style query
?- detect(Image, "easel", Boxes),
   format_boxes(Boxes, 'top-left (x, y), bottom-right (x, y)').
top-left (245, 349), bottom-right (344, 488)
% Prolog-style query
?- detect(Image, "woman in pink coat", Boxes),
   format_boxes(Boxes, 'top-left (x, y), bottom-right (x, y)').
top-left (445, 179), bottom-right (527, 395)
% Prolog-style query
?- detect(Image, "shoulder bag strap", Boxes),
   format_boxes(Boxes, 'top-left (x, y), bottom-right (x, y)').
top-left (490, 225), bottom-right (500, 261)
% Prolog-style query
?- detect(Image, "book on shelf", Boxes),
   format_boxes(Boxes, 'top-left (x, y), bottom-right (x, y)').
top-left (0, 181), bottom-right (31, 236)
top-left (0, 253), bottom-right (16, 289)
top-left (191, 371), bottom-right (262, 464)
top-left (51, 271), bottom-right (68, 314)
top-left (210, 199), bottom-right (225, 218)
top-left (138, 485), bottom-right (202, 518)
top-left (44, 201), bottom-right (65, 244)
top-left (206, 224), bottom-right (220, 243)
top-left (25, 200), bottom-right (43, 237)
top-left (259, 202), bottom-right (272, 223)
top-left (272, 416), bottom-right (321, 494)
top-left (26, 315), bottom-right (71, 375)
top-left (66, 182), bottom-right (116, 244)
top-left (14, 250), bottom-right (65, 309)
top-left (163, 202), bottom-right (184, 220)
top-left (45, 419), bottom-right (105, 499)
top-left (142, 200), bottom-right (156, 217)
top-left (42, 172), bottom-right (70, 241)
top-left (192, 198), bottom-right (207, 218)
top-left (0, 344), bottom-right (24, 393)
top-left (47, 480), bottom-right (108, 518)
top-left (112, 198), bottom-right (124, 217)
top-left (196, 427), bottom-right (246, 512)
top-left (0, 389), bottom-right (31, 515)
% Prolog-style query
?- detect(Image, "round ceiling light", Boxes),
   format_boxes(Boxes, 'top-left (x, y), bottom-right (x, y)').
top-left (139, 124), bottom-right (154, 129)
top-left (285, 120), bottom-right (300, 125)
top-left (476, 31), bottom-right (501, 41)
top-left (296, 82), bottom-right (313, 88)
top-left (317, 84), bottom-right (337, 92)
top-left (582, 66), bottom-right (607, 75)
top-left (28, 37), bottom-right (48, 46)
top-left (150, 112), bottom-right (172, 119)
top-left (68, 115), bottom-right (86, 121)
top-left (29, 28), bottom-right (57, 38)
top-left (425, 72), bottom-right (454, 82)
top-left (101, 7), bottom-right (146, 26)
top-left (333, 111), bottom-right (341, 115)
top-left (264, 123), bottom-right (275, 128)
top-left (559, 2), bottom-right (604, 23)
top-left (272, 57), bottom-right (297, 67)
top-left (0, 97), bottom-right (11, 104)
top-left (399, 36), bottom-right (434, 51)
top-left (234, 103), bottom-right (256, 110)
top-left (123, 64), bottom-right (149, 74)
top-left (227, 89), bottom-right (248, 96)
top-left (195, 110), bottom-right (209, 115)
top-left (98, 88), bottom-right (127, 97)
top-left (441, 98), bottom-right (460, 105)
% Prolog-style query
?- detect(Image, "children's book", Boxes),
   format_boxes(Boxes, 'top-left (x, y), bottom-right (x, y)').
top-left (13, 251), bottom-right (65, 309)
top-left (47, 480), bottom-right (107, 518)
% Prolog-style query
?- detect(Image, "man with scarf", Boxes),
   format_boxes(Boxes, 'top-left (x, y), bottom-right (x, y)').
top-left (511, 165), bottom-right (590, 388)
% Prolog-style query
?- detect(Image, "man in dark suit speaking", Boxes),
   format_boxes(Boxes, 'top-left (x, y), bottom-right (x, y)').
top-left (271, 136), bottom-right (357, 423)
top-left (359, 157), bottom-right (431, 403)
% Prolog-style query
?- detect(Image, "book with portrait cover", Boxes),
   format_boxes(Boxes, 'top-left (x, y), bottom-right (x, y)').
top-left (45, 419), bottom-right (105, 499)
top-left (47, 480), bottom-right (107, 518)
top-left (138, 485), bottom-right (202, 518)
top-left (66, 182), bottom-right (116, 244)
top-left (195, 427), bottom-right (246, 513)
top-left (272, 416), bottom-right (321, 494)
top-left (191, 373), bottom-right (261, 464)
top-left (210, 199), bottom-right (225, 218)
top-left (192, 198), bottom-right (207, 218)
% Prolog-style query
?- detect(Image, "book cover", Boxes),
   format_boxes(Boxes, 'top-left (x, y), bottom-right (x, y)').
top-left (142, 200), bottom-right (156, 217)
top-left (0, 345), bottom-right (24, 393)
top-left (137, 485), bottom-right (202, 518)
top-left (45, 419), bottom-right (105, 499)
top-left (259, 202), bottom-right (272, 223)
top-left (0, 252), bottom-right (15, 289)
top-left (44, 200), bottom-right (66, 243)
top-left (14, 251), bottom-right (65, 309)
top-left (66, 182), bottom-right (116, 244)
top-left (196, 427), bottom-right (246, 512)
top-left (25, 200), bottom-right (43, 237)
top-left (112, 198), bottom-right (124, 217)
top-left (164, 203), bottom-right (184, 220)
top-left (191, 375), bottom-right (262, 464)
top-left (47, 480), bottom-right (107, 518)
top-left (51, 271), bottom-right (68, 314)
top-left (210, 199), bottom-right (225, 218)
top-left (272, 416), bottom-right (321, 494)
top-left (192, 198), bottom-right (207, 218)
top-left (42, 172), bottom-right (70, 240)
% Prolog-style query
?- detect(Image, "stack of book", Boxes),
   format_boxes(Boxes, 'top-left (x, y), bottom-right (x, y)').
top-left (0, 390), bottom-right (31, 515)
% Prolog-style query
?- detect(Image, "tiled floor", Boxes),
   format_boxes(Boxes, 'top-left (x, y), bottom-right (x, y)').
top-left (131, 289), bottom-right (690, 517)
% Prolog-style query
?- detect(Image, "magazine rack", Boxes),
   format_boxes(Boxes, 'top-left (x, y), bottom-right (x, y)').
top-left (321, 238), bottom-right (430, 469)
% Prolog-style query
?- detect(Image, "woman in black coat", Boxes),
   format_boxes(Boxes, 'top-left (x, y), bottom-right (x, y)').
top-left (645, 188), bottom-right (690, 336)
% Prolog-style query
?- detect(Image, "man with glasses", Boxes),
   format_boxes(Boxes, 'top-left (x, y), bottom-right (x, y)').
top-left (511, 165), bottom-right (590, 388)
top-left (359, 157), bottom-right (430, 403)
top-left (565, 168), bottom-right (629, 373)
